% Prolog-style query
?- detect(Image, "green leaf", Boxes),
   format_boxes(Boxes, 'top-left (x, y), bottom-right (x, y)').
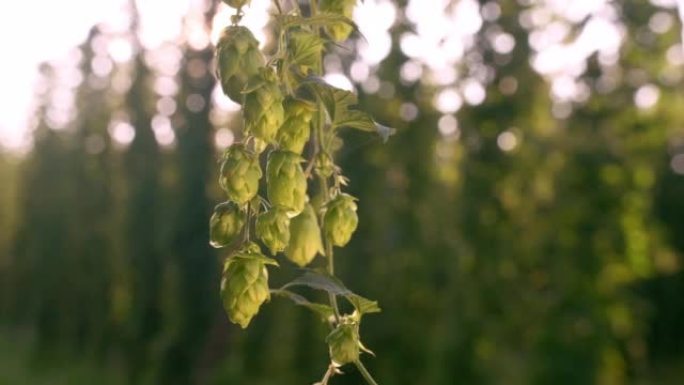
top-left (346, 294), bottom-right (381, 315)
top-left (281, 270), bottom-right (351, 296)
top-left (301, 79), bottom-right (395, 142)
top-left (281, 270), bottom-right (381, 315)
top-left (230, 253), bottom-right (279, 267)
top-left (271, 289), bottom-right (334, 321)
top-left (286, 31), bottom-right (325, 70)
top-left (277, 13), bottom-right (359, 35)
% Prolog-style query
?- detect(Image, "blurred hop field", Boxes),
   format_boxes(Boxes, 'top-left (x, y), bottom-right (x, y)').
top-left (2, 0), bottom-right (684, 384)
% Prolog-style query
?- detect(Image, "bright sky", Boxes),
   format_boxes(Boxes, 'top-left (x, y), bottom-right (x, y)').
top-left (0, 0), bottom-right (682, 152)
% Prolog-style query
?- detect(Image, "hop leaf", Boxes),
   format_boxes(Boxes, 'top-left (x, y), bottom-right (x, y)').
top-left (323, 193), bottom-right (358, 247)
top-left (286, 30), bottom-right (325, 75)
top-left (266, 150), bottom-right (307, 214)
top-left (255, 206), bottom-right (291, 254)
top-left (219, 144), bottom-right (262, 204)
top-left (276, 98), bottom-right (315, 154)
top-left (222, 0), bottom-right (250, 9)
top-left (210, 201), bottom-right (247, 248)
top-left (320, 0), bottom-right (357, 42)
top-left (285, 204), bottom-right (323, 267)
top-left (244, 68), bottom-right (285, 144)
top-left (327, 323), bottom-right (360, 366)
top-left (221, 242), bottom-right (278, 328)
top-left (216, 26), bottom-right (265, 102)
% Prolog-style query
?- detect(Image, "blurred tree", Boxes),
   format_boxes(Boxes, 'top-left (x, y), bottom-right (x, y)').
top-left (120, 8), bottom-right (164, 381)
top-left (156, 3), bottom-right (220, 384)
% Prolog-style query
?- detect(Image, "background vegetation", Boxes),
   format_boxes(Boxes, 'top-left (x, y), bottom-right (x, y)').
top-left (1, 0), bottom-right (684, 384)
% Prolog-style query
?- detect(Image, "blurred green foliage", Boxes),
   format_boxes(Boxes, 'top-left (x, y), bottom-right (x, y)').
top-left (1, 1), bottom-right (684, 384)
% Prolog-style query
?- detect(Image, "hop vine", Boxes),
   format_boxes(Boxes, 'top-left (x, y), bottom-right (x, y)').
top-left (211, 1), bottom-right (393, 384)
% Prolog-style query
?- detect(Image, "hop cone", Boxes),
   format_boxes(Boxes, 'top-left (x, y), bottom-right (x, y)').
top-left (219, 144), bottom-right (262, 204)
top-left (276, 99), bottom-right (314, 154)
top-left (244, 69), bottom-right (285, 144)
top-left (324, 193), bottom-right (358, 247)
top-left (327, 323), bottom-right (360, 366)
top-left (266, 150), bottom-right (307, 214)
top-left (285, 204), bottom-right (323, 267)
top-left (222, 0), bottom-right (250, 8)
top-left (320, 0), bottom-right (356, 42)
top-left (216, 26), bottom-right (265, 102)
top-left (255, 207), bottom-right (291, 254)
top-left (210, 201), bottom-right (247, 248)
top-left (221, 242), bottom-right (277, 328)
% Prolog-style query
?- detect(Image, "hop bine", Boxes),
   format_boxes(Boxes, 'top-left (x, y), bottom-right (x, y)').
top-left (221, 242), bottom-right (278, 329)
top-left (219, 143), bottom-right (262, 205)
top-left (216, 25), bottom-right (265, 103)
top-left (210, 1), bottom-right (390, 383)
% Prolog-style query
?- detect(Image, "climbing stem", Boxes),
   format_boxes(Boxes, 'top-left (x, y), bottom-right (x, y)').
top-left (355, 360), bottom-right (379, 385)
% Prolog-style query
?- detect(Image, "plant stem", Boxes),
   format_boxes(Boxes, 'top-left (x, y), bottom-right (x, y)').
top-left (309, 0), bottom-right (341, 325)
top-left (355, 360), bottom-right (379, 385)
top-left (318, 170), bottom-right (341, 323)
top-left (317, 363), bottom-right (336, 385)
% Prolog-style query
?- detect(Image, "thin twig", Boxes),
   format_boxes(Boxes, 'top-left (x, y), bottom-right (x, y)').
top-left (316, 363), bottom-right (337, 385)
top-left (271, 0), bottom-right (283, 14)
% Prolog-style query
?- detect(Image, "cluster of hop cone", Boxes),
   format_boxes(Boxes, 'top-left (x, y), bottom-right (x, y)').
top-left (210, 1), bottom-right (365, 368)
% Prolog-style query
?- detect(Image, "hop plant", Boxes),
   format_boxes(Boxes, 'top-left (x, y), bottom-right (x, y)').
top-left (219, 144), bottom-right (262, 204)
top-left (211, 2), bottom-right (391, 383)
top-left (266, 150), bottom-right (307, 214)
top-left (244, 68), bottom-right (285, 144)
top-left (285, 203), bottom-right (324, 267)
top-left (320, 0), bottom-right (357, 42)
top-left (221, 242), bottom-right (278, 328)
top-left (276, 98), bottom-right (314, 154)
top-left (255, 207), bottom-right (291, 254)
top-left (216, 26), bottom-right (265, 103)
top-left (222, 0), bottom-right (250, 9)
top-left (210, 201), bottom-right (247, 248)
top-left (327, 323), bottom-right (361, 366)
top-left (324, 193), bottom-right (358, 247)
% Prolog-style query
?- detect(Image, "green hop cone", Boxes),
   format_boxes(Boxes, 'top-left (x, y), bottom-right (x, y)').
top-left (221, 242), bottom-right (278, 328)
top-left (222, 0), bottom-right (250, 9)
top-left (285, 204), bottom-right (323, 267)
top-left (209, 201), bottom-right (247, 248)
top-left (276, 99), bottom-right (314, 154)
top-left (244, 68), bottom-right (285, 144)
top-left (216, 26), bottom-right (265, 102)
top-left (327, 323), bottom-right (360, 366)
top-left (320, 0), bottom-right (356, 42)
top-left (255, 207), bottom-right (291, 255)
top-left (219, 144), bottom-right (262, 204)
top-left (324, 193), bottom-right (358, 247)
top-left (266, 150), bottom-right (307, 214)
